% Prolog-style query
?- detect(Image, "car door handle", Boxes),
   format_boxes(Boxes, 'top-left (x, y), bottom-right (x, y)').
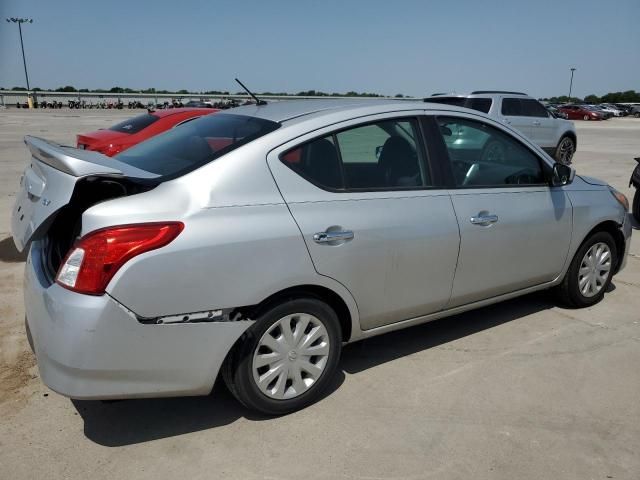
top-left (533, 120), bottom-right (541, 126)
top-left (313, 230), bottom-right (354, 244)
top-left (470, 214), bottom-right (499, 226)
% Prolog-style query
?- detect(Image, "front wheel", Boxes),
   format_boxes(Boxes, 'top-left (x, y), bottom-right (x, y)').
top-left (632, 189), bottom-right (640, 224)
top-left (555, 231), bottom-right (617, 308)
top-left (554, 136), bottom-right (575, 165)
top-left (583, 114), bottom-right (590, 121)
top-left (222, 297), bottom-right (342, 415)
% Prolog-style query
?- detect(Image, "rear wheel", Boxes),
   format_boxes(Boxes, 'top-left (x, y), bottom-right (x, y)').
top-left (222, 297), bottom-right (342, 415)
top-left (555, 231), bottom-right (617, 308)
top-left (554, 136), bottom-right (575, 164)
top-left (632, 189), bottom-right (640, 224)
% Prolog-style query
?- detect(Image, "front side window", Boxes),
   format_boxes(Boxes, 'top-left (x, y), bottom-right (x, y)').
top-left (436, 116), bottom-right (545, 187)
top-left (521, 99), bottom-right (550, 118)
top-left (281, 119), bottom-right (430, 191)
top-left (501, 98), bottom-right (523, 116)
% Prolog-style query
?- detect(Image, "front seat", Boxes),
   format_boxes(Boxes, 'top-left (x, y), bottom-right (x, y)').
top-left (378, 136), bottom-right (421, 187)
top-left (305, 138), bottom-right (342, 189)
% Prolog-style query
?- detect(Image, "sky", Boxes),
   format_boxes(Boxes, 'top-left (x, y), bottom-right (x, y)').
top-left (1, 0), bottom-right (638, 98)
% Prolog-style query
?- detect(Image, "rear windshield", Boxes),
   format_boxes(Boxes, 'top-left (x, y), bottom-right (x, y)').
top-left (109, 113), bottom-right (159, 134)
top-left (115, 113), bottom-right (280, 179)
top-left (424, 97), bottom-right (492, 113)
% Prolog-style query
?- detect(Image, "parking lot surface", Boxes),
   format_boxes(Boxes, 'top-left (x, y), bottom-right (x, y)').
top-left (0, 110), bottom-right (639, 480)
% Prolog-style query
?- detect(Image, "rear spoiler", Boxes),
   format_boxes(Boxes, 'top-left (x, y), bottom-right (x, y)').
top-left (24, 136), bottom-right (159, 179)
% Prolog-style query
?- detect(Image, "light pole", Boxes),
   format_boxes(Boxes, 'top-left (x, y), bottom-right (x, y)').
top-left (568, 67), bottom-right (576, 101)
top-left (6, 18), bottom-right (33, 92)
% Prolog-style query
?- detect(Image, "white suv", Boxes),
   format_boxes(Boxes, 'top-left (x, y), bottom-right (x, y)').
top-left (424, 91), bottom-right (577, 164)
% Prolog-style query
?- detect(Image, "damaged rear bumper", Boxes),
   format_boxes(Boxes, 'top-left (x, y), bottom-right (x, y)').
top-left (25, 241), bottom-right (253, 400)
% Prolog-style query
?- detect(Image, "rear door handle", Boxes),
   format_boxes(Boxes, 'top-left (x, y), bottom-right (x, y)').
top-left (533, 120), bottom-right (541, 126)
top-left (470, 214), bottom-right (499, 226)
top-left (313, 230), bottom-right (354, 244)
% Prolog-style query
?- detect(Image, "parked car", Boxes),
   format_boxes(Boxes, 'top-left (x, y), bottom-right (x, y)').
top-left (599, 104), bottom-right (625, 116)
top-left (12, 100), bottom-right (631, 414)
top-left (612, 104), bottom-right (633, 116)
top-left (586, 105), bottom-right (613, 119)
top-left (184, 100), bottom-right (216, 108)
top-left (558, 104), bottom-right (604, 121)
top-left (545, 105), bottom-right (568, 119)
top-left (424, 91), bottom-right (577, 164)
top-left (630, 105), bottom-right (640, 118)
top-left (631, 157), bottom-right (640, 223)
top-left (76, 108), bottom-right (217, 156)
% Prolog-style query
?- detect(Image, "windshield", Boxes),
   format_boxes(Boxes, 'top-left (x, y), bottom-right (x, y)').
top-left (109, 113), bottom-right (159, 134)
top-left (115, 113), bottom-right (280, 179)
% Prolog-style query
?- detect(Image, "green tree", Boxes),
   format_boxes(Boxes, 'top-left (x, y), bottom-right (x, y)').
top-left (584, 94), bottom-right (600, 103)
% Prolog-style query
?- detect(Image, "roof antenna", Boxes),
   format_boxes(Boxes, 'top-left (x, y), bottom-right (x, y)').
top-left (235, 78), bottom-right (267, 105)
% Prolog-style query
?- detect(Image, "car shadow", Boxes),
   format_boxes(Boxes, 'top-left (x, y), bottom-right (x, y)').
top-left (74, 291), bottom-right (554, 446)
top-left (74, 370), bottom-right (346, 447)
top-left (0, 236), bottom-right (27, 263)
top-left (341, 291), bottom-right (554, 374)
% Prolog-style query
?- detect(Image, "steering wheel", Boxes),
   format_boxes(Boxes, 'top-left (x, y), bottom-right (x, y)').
top-left (462, 163), bottom-right (480, 186)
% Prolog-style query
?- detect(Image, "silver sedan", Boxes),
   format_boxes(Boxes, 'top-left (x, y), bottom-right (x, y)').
top-left (12, 99), bottom-right (632, 414)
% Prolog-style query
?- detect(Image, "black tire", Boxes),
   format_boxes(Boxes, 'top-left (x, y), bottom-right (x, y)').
top-left (555, 231), bottom-right (617, 308)
top-left (222, 297), bottom-right (342, 415)
top-left (554, 135), bottom-right (575, 165)
top-left (632, 189), bottom-right (640, 224)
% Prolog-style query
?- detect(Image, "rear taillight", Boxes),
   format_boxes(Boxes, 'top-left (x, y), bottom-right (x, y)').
top-left (56, 222), bottom-right (184, 295)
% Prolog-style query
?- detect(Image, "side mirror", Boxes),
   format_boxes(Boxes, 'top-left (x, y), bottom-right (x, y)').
top-left (551, 163), bottom-right (575, 186)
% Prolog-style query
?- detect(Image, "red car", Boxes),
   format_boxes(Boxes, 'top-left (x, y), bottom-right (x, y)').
top-left (557, 104), bottom-right (603, 121)
top-left (76, 108), bottom-right (217, 156)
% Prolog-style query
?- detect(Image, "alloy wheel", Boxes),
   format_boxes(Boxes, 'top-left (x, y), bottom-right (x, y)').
top-left (557, 137), bottom-right (575, 164)
top-left (252, 313), bottom-right (330, 400)
top-left (578, 242), bottom-right (612, 298)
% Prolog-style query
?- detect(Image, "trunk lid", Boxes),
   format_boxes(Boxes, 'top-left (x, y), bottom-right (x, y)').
top-left (11, 136), bottom-right (158, 252)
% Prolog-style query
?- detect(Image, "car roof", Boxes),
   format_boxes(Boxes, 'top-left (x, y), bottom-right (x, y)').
top-left (429, 91), bottom-right (530, 99)
top-left (225, 98), bottom-right (474, 124)
top-left (151, 107), bottom-right (216, 118)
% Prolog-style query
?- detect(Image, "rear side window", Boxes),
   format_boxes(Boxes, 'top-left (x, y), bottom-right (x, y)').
top-left (281, 119), bottom-right (430, 191)
top-left (115, 113), bottom-right (280, 179)
top-left (109, 114), bottom-right (159, 134)
top-left (465, 98), bottom-right (492, 113)
top-left (501, 98), bottom-right (523, 116)
top-left (521, 99), bottom-right (549, 118)
top-left (424, 97), bottom-right (492, 113)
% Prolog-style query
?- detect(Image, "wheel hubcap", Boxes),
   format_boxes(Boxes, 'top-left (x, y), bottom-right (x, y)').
top-left (558, 138), bottom-right (574, 164)
top-left (578, 242), bottom-right (612, 298)
top-left (252, 313), bottom-right (330, 400)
